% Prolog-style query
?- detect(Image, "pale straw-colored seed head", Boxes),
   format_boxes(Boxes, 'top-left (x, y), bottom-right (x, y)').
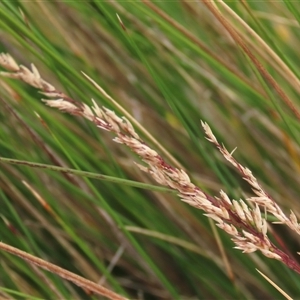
top-left (42, 99), bottom-right (78, 112)
top-left (233, 200), bottom-right (246, 221)
top-left (3, 53), bottom-right (300, 273)
top-left (219, 190), bottom-right (232, 205)
top-left (0, 53), bottom-right (20, 71)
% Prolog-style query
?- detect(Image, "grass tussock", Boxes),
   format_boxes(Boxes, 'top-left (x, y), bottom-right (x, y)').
top-left (0, 1), bottom-right (300, 300)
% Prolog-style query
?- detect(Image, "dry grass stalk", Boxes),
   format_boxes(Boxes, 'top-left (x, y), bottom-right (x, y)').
top-left (201, 0), bottom-right (300, 121)
top-left (0, 241), bottom-right (127, 300)
top-left (1, 53), bottom-right (300, 275)
top-left (256, 269), bottom-right (293, 300)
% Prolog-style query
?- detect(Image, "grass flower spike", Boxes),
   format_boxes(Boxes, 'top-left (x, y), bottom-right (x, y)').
top-left (1, 52), bottom-right (300, 277)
